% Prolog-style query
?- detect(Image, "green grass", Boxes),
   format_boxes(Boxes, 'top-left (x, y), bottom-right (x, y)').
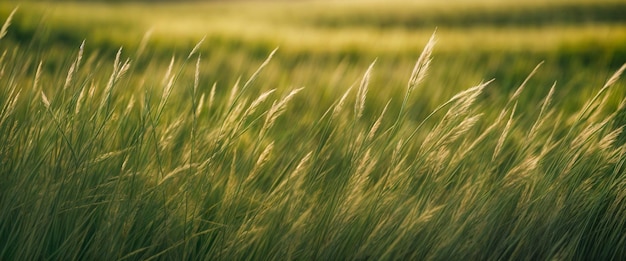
top-left (1, 1), bottom-right (626, 260)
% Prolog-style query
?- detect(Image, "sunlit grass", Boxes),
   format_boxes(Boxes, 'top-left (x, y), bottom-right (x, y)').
top-left (1, 2), bottom-right (626, 260)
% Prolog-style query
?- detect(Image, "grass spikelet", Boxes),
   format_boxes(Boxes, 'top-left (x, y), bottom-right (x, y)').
top-left (603, 63), bottom-right (626, 89)
top-left (243, 48), bottom-right (278, 90)
top-left (289, 207), bottom-right (313, 235)
top-left (76, 40), bottom-right (84, 69)
top-left (457, 108), bottom-right (508, 160)
top-left (194, 54), bottom-right (201, 95)
top-left (188, 36), bottom-right (205, 59)
top-left (162, 55), bottom-right (175, 87)
top-left (41, 90), bottom-right (50, 108)
top-left (448, 113), bottom-right (482, 144)
top-left (91, 148), bottom-right (132, 165)
top-left (367, 100), bottom-right (390, 141)
top-left (425, 147), bottom-right (450, 173)
top-left (278, 87), bottom-right (304, 112)
top-left (256, 141), bottom-right (274, 168)
top-left (394, 31), bottom-right (436, 129)
top-left (421, 113), bottom-right (482, 151)
top-left (443, 80), bottom-right (490, 121)
top-left (220, 100), bottom-right (247, 140)
top-left (33, 60), bottom-right (42, 90)
top-left (196, 93), bottom-right (205, 116)
top-left (119, 58), bottom-right (131, 78)
top-left (355, 60), bottom-right (376, 120)
top-left (504, 155), bottom-right (540, 186)
top-left (355, 148), bottom-right (375, 178)
top-left (574, 63), bottom-right (626, 126)
top-left (112, 47), bottom-right (122, 74)
top-left (450, 80), bottom-right (491, 104)
top-left (244, 89), bottom-right (276, 118)
top-left (290, 151), bottom-right (312, 190)
top-left (509, 61), bottom-right (543, 103)
top-left (333, 85), bottom-right (353, 119)
top-left (0, 50), bottom-right (6, 80)
top-left (159, 118), bottom-right (184, 149)
top-left (105, 48), bottom-right (123, 95)
top-left (529, 81), bottom-right (556, 139)
top-left (274, 151), bottom-right (312, 194)
top-left (75, 86), bottom-right (85, 115)
top-left (343, 149), bottom-right (375, 216)
top-left (408, 31), bottom-right (436, 94)
top-left (64, 61), bottom-right (76, 90)
top-left (228, 77), bottom-right (241, 106)
top-left (246, 141), bottom-right (274, 184)
top-left (124, 94), bottom-right (135, 116)
top-left (541, 82), bottom-right (556, 112)
top-left (102, 48), bottom-right (130, 110)
top-left (599, 127), bottom-right (622, 151)
top-left (261, 87), bottom-right (304, 137)
top-left (160, 162), bottom-right (198, 185)
top-left (0, 86), bottom-right (20, 127)
top-left (291, 152), bottom-right (313, 174)
top-left (209, 82), bottom-right (216, 109)
top-left (136, 28), bottom-right (153, 58)
top-left (63, 41), bottom-right (84, 90)
top-left (572, 122), bottom-right (604, 149)
top-left (0, 50), bottom-right (6, 78)
top-left (0, 7), bottom-right (17, 40)
top-left (88, 80), bottom-right (96, 100)
top-left (158, 56), bottom-right (176, 108)
top-left (404, 80), bottom-right (491, 148)
top-left (494, 102), bottom-right (517, 161)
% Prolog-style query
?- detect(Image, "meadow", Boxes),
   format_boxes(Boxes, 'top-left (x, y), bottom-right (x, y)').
top-left (1, 0), bottom-right (626, 259)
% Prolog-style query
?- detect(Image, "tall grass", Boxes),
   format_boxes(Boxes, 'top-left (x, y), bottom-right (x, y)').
top-left (1, 10), bottom-right (626, 260)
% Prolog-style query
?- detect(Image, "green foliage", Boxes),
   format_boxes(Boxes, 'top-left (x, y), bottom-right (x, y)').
top-left (1, 2), bottom-right (626, 260)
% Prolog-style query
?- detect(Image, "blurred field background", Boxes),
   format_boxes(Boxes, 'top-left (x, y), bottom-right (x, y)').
top-left (2, 0), bottom-right (626, 260)
top-left (3, 0), bottom-right (626, 111)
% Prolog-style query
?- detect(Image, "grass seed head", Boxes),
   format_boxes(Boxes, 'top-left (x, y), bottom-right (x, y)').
top-left (408, 31), bottom-right (436, 95)
top-left (603, 63), bottom-right (626, 89)
top-left (367, 100), bottom-right (390, 141)
top-left (356, 60), bottom-right (376, 120)
top-left (209, 82), bottom-right (217, 109)
top-left (0, 7), bottom-right (17, 40)
top-left (494, 103), bottom-right (516, 161)
top-left (333, 85), bottom-right (353, 119)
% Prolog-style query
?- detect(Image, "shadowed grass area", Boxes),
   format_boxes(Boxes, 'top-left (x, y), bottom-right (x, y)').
top-left (1, 2), bottom-right (626, 260)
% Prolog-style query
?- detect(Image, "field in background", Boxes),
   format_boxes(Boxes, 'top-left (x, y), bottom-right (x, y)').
top-left (2, 0), bottom-right (626, 114)
top-left (2, 0), bottom-right (626, 109)
top-left (1, 0), bottom-right (626, 260)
